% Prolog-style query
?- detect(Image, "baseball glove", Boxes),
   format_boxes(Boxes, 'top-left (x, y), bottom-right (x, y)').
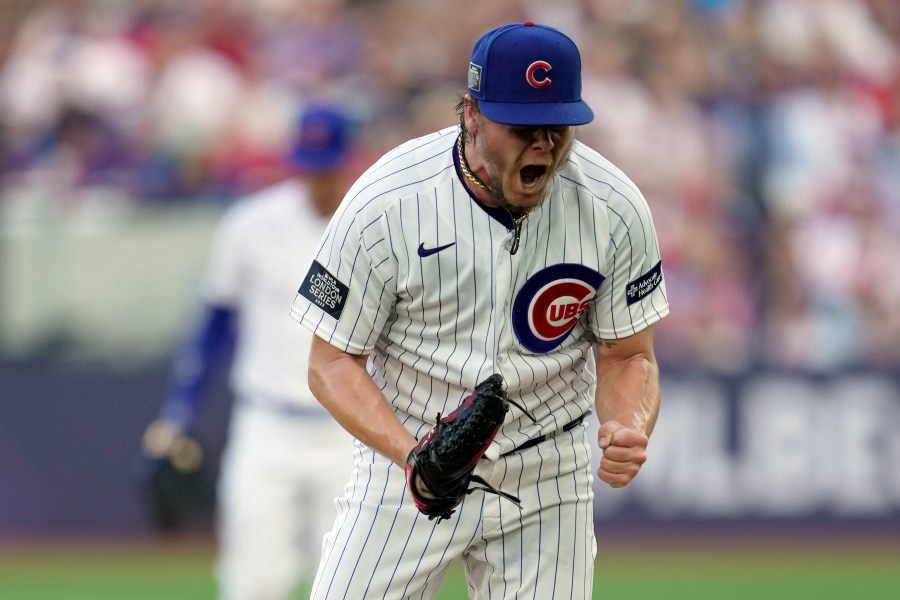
top-left (136, 420), bottom-right (214, 531)
top-left (405, 374), bottom-right (528, 522)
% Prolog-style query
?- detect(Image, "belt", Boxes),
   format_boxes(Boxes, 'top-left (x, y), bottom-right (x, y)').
top-left (512, 416), bottom-right (584, 453)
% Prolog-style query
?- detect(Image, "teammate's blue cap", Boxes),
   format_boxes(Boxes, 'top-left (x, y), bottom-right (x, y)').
top-left (289, 104), bottom-right (351, 172)
top-left (467, 22), bottom-right (594, 126)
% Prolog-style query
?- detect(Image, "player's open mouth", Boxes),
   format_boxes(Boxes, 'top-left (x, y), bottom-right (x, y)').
top-left (519, 165), bottom-right (547, 190)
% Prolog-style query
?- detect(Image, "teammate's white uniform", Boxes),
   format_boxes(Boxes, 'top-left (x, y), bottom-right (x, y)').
top-left (290, 125), bottom-right (669, 599)
top-left (206, 180), bottom-right (354, 600)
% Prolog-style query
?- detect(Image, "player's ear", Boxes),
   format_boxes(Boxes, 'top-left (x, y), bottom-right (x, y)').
top-left (463, 95), bottom-right (480, 136)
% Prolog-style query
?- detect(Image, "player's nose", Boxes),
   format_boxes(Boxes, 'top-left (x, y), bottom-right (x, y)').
top-left (530, 127), bottom-right (555, 150)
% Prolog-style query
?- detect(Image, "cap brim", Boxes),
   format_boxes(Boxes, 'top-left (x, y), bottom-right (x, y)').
top-left (290, 148), bottom-right (347, 172)
top-left (478, 100), bottom-right (594, 126)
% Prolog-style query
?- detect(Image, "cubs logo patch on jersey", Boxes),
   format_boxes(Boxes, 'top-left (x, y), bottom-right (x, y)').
top-left (625, 261), bottom-right (663, 306)
top-left (298, 260), bottom-right (349, 319)
top-left (513, 264), bottom-right (604, 353)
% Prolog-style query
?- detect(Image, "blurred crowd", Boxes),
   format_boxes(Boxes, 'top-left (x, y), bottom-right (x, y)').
top-left (1, 0), bottom-right (899, 372)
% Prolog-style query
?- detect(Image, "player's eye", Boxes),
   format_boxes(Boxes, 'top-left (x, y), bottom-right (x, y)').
top-left (510, 126), bottom-right (569, 141)
top-left (510, 126), bottom-right (540, 139)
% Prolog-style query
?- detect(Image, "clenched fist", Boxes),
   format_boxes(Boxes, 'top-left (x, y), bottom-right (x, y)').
top-left (597, 420), bottom-right (648, 488)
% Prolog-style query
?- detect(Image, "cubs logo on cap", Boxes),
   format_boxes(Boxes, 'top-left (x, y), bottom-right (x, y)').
top-left (526, 61), bottom-right (552, 88)
top-left (467, 22), bottom-right (594, 126)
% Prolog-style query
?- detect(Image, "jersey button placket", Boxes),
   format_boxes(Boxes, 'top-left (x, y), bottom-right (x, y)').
top-left (494, 237), bottom-right (511, 371)
top-left (494, 244), bottom-right (516, 371)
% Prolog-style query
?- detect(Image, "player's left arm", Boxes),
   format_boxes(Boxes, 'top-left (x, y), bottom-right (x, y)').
top-left (594, 324), bottom-right (660, 488)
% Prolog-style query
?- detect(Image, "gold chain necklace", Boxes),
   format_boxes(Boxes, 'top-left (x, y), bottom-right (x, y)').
top-left (457, 133), bottom-right (530, 254)
top-left (457, 134), bottom-right (494, 195)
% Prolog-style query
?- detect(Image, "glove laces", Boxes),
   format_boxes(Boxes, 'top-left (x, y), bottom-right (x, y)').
top-left (467, 474), bottom-right (522, 507)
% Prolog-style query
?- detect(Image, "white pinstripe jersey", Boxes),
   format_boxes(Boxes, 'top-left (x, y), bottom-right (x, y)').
top-left (290, 125), bottom-right (669, 458)
top-left (206, 179), bottom-right (330, 406)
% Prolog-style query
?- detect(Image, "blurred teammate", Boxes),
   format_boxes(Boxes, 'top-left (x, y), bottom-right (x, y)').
top-left (141, 104), bottom-right (357, 600)
top-left (291, 23), bottom-right (668, 599)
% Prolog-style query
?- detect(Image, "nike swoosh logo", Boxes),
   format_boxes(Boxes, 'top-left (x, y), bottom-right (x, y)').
top-left (417, 242), bottom-right (456, 257)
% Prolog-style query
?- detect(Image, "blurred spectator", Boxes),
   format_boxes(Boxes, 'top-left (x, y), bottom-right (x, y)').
top-left (1, 0), bottom-right (899, 371)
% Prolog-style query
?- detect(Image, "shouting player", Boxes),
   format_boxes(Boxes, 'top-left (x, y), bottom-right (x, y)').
top-left (291, 22), bottom-right (668, 599)
top-left (142, 105), bottom-right (357, 599)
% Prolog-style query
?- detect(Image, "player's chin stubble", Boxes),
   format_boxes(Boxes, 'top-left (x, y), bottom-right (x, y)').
top-left (477, 135), bottom-right (573, 214)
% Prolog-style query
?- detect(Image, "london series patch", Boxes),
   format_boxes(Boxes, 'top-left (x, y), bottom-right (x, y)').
top-left (625, 261), bottom-right (663, 306)
top-left (468, 63), bottom-right (483, 92)
top-left (298, 260), bottom-right (349, 319)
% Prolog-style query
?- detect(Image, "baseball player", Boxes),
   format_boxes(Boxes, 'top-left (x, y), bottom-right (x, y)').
top-left (291, 23), bottom-right (668, 599)
top-left (142, 105), bottom-right (357, 600)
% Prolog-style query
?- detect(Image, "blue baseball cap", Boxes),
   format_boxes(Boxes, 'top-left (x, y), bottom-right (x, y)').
top-left (289, 104), bottom-right (351, 172)
top-left (467, 22), bottom-right (594, 126)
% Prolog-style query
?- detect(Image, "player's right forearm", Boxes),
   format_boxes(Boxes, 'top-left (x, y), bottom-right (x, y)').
top-left (308, 336), bottom-right (418, 466)
top-left (595, 326), bottom-right (660, 437)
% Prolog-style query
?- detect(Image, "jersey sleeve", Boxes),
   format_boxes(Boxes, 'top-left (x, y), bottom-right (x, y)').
top-left (591, 184), bottom-right (669, 339)
top-left (200, 206), bottom-right (247, 307)
top-left (290, 201), bottom-right (397, 355)
top-left (158, 303), bottom-right (236, 427)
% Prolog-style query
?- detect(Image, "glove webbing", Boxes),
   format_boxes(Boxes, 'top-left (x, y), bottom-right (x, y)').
top-left (424, 393), bottom-right (534, 519)
top-left (458, 395), bottom-right (534, 511)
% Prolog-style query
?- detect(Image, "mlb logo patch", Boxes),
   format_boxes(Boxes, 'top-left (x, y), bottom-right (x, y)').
top-left (468, 63), bottom-right (483, 92)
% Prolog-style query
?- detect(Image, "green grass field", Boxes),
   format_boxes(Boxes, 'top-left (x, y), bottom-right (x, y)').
top-left (1, 533), bottom-right (897, 599)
